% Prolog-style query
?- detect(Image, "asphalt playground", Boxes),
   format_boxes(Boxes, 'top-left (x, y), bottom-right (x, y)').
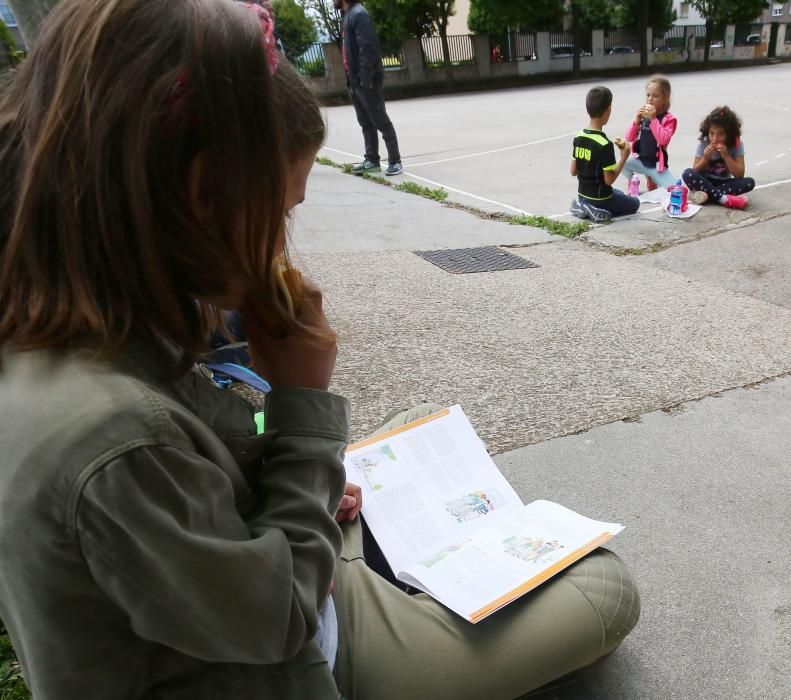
top-left (319, 62), bottom-right (791, 220)
top-left (292, 62), bottom-right (791, 699)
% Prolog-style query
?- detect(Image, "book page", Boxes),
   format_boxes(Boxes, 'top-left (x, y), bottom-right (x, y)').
top-left (401, 500), bottom-right (624, 623)
top-left (344, 406), bottom-right (523, 573)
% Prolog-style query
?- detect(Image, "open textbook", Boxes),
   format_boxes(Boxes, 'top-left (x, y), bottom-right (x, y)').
top-left (343, 405), bottom-right (624, 623)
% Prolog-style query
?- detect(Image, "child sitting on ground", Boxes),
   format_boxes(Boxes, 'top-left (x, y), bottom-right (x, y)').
top-left (622, 75), bottom-right (677, 192)
top-left (570, 86), bottom-right (639, 222)
top-left (0, 2), bottom-right (641, 698)
top-left (682, 105), bottom-right (755, 209)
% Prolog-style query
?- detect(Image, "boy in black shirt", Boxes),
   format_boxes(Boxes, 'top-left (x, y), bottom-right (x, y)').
top-left (570, 86), bottom-right (639, 222)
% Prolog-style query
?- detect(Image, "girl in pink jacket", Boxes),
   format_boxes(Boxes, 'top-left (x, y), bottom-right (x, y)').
top-left (622, 76), bottom-right (678, 192)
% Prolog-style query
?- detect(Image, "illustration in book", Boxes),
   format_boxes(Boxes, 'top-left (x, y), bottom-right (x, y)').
top-left (419, 542), bottom-right (467, 568)
top-left (503, 536), bottom-right (565, 565)
top-left (350, 444), bottom-right (397, 491)
top-left (444, 488), bottom-right (504, 523)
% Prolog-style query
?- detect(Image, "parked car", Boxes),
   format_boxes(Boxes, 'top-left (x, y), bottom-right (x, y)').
top-left (606, 46), bottom-right (636, 54)
top-left (745, 33), bottom-right (761, 44)
top-left (653, 45), bottom-right (674, 52)
top-left (550, 45), bottom-right (592, 58)
top-left (710, 41), bottom-right (724, 49)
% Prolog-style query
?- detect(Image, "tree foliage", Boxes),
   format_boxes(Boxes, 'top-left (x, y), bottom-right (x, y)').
top-left (273, 0), bottom-right (317, 60)
top-left (0, 19), bottom-right (23, 65)
top-left (468, 0), bottom-right (675, 34)
top-left (299, 0), bottom-right (341, 44)
top-left (688, 0), bottom-right (767, 25)
top-left (468, 0), bottom-right (564, 33)
top-left (617, 0), bottom-right (676, 34)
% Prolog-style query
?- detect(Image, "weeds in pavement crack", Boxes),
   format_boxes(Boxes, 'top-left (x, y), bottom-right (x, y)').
top-left (316, 156), bottom-right (587, 238)
top-left (508, 215), bottom-right (590, 239)
top-left (393, 181), bottom-right (448, 201)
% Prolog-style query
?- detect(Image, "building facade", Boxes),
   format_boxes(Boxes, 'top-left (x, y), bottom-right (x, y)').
top-left (446, 0), bottom-right (471, 36)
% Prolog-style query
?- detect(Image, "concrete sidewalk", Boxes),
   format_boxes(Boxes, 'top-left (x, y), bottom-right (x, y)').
top-left (578, 183), bottom-right (791, 254)
top-left (291, 164), bottom-right (791, 699)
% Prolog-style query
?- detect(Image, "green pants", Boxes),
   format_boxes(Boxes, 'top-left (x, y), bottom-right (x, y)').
top-left (333, 405), bottom-right (640, 700)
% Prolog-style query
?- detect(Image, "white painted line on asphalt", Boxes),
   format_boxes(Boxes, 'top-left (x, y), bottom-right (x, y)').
top-left (755, 160), bottom-right (768, 166)
top-left (404, 172), bottom-right (532, 215)
top-left (319, 146), bottom-right (532, 215)
top-left (754, 177), bottom-right (791, 190)
top-left (321, 146), bottom-right (364, 160)
top-left (773, 153), bottom-right (786, 159)
top-left (406, 132), bottom-right (577, 168)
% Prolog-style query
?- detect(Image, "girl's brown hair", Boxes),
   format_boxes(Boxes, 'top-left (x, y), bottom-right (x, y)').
top-left (699, 105), bottom-right (742, 147)
top-left (0, 0), bottom-right (324, 366)
top-left (646, 74), bottom-right (671, 108)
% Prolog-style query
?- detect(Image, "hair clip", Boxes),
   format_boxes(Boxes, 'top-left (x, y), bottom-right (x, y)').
top-left (163, 2), bottom-right (280, 133)
top-left (235, 1), bottom-right (280, 75)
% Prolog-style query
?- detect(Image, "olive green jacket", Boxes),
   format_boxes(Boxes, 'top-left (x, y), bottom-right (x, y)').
top-left (0, 341), bottom-right (349, 699)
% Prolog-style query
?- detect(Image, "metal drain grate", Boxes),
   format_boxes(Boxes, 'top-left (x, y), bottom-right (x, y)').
top-left (414, 246), bottom-right (539, 274)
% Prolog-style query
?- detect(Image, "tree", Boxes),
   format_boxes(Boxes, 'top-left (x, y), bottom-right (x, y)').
top-left (424, 1), bottom-right (457, 85)
top-left (273, 0), bottom-right (317, 60)
top-left (577, 0), bottom-right (615, 36)
top-left (6, 0), bottom-right (58, 47)
top-left (689, 0), bottom-right (767, 63)
top-left (299, 0), bottom-right (342, 44)
top-left (0, 19), bottom-right (23, 65)
top-left (618, 0), bottom-right (676, 34)
top-left (366, 1), bottom-right (457, 84)
top-left (365, 0), bottom-right (429, 55)
top-left (468, 0), bottom-right (565, 33)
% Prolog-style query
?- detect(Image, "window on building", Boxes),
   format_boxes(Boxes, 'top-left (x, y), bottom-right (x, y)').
top-left (772, 4), bottom-right (784, 16)
top-left (0, 4), bottom-right (17, 26)
top-left (679, 3), bottom-right (690, 19)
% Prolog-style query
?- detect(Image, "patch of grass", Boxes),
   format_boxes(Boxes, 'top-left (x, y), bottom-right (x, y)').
top-left (315, 157), bottom-right (595, 240)
top-left (508, 214), bottom-right (590, 239)
top-left (394, 181), bottom-right (448, 202)
top-left (361, 172), bottom-right (389, 186)
top-left (0, 626), bottom-right (29, 700)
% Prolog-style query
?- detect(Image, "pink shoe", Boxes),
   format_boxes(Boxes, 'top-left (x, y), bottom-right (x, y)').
top-left (723, 194), bottom-right (749, 210)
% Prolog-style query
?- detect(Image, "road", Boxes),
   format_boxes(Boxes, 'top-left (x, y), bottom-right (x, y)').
top-left (319, 63), bottom-right (791, 218)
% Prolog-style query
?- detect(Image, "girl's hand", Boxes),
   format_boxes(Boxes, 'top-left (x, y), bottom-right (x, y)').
top-left (634, 108), bottom-right (644, 124)
top-left (242, 276), bottom-right (337, 391)
top-left (643, 104), bottom-right (657, 120)
top-left (702, 143), bottom-right (718, 160)
top-left (336, 482), bottom-right (362, 522)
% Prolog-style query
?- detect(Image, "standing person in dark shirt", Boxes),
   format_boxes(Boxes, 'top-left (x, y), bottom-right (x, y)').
top-left (333, 0), bottom-right (402, 176)
top-left (570, 86), bottom-right (639, 222)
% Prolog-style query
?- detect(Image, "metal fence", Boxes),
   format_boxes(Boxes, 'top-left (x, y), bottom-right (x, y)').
top-left (604, 29), bottom-right (638, 53)
top-left (693, 24), bottom-right (725, 48)
top-left (489, 30), bottom-right (538, 63)
top-left (549, 30), bottom-right (591, 58)
top-left (489, 31), bottom-right (537, 62)
top-left (421, 34), bottom-right (476, 66)
top-left (652, 25), bottom-right (685, 50)
top-left (382, 50), bottom-right (406, 70)
top-left (734, 22), bottom-right (762, 45)
top-left (291, 43), bottom-right (326, 78)
top-left (787, 24), bottom-right (791, 43)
